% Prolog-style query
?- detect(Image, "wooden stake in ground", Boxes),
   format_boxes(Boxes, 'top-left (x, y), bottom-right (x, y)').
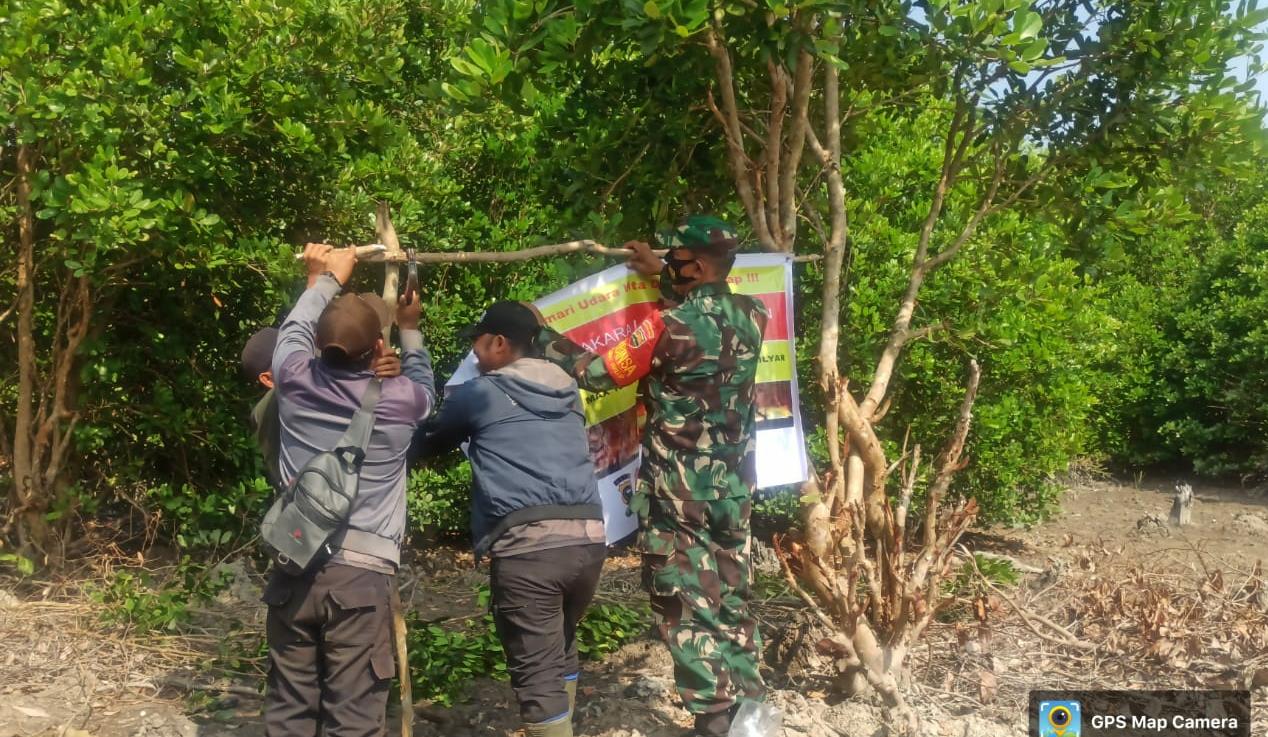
top-left (375, 202), bottom-right (413, 737)
top-left (1171, 482), bottom-right (1194, 527)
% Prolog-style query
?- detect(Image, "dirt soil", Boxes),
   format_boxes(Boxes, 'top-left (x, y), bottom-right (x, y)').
top-left (4, 476), bottom-right (1268, 737)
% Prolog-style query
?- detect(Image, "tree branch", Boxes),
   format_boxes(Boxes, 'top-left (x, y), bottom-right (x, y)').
top-left (813, 59), bottom-right (850, 393)
top-left (763, 58), bottom-right (788, 250)
top-left (923, 151), bottom-right (1005, 273)
top-left (859, 96), bottom-right (982, 420)
top-left (328, 240), bottom-right (820, 264)
top-left (38, 277), bottom-right (91, 490)
top-left (837, 385), bottom-right (894, 551)
top-left (779, 44), bottom-right (814, 250)
top-left (924, 359), bottom-right (981, 551)
top-left (705, 26), bottom-right (777, 251)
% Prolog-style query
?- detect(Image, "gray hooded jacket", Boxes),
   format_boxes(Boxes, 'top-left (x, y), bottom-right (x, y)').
top-left (413, 358), bottom-right (602, 556)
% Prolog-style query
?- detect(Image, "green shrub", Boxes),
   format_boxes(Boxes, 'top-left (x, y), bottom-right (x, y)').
top-left (406, 585), bottom-right (648, 705)
top-left (1124, 204), bottom-right (1268, 477)
top-left (406, 461), bottom-right (472, 538)
top-left (0, 551), bottom-right (34, 577)
top-left (753, 489), bottom-right (802, 540)
top-left (406, 611), bottom-right (507, 706)
top-left (938, 553), bottom-right (1021, 622)
top-left (89, 558), bottom-right (231, 633)
top-left (575, 602), bottom-right (650, 659)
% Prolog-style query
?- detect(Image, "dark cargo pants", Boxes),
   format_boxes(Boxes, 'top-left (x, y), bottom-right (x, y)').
top-left (490, 543), bottom-right (607, 723)
top-left (263, 562), bottom-right (397, 737)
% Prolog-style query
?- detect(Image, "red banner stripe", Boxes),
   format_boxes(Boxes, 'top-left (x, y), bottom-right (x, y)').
top-left (559, 291), bottom-right (789, 347)
top-left (560, 301), bottom-right (659, 354)
top-left (752, 292), bottom-right (789, 341)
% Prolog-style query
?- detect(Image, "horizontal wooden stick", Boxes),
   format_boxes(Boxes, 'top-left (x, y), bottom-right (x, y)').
top-left (294, 240), bottom-right (820, 263)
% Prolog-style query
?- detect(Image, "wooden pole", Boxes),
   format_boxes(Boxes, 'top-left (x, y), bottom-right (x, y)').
top-left (375, 202), bottom-right (414, 737)
top-left (377, 203), bottom-right (404, 338)
top-left (295, 241), bottom-right (822, 263)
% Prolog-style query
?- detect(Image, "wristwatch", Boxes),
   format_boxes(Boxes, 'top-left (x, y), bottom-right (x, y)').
top-left (320, 270), bottom-right (343, 288)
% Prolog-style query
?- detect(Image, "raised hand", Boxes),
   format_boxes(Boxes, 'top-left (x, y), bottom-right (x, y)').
top-left (302, 243), bottom-right (335, 287)
top-left (397, 291), bottom-right (422, 331)
top-left (625, 239), bottom-right (663, 278)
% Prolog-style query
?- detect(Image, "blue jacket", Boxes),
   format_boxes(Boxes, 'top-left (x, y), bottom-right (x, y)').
top-left (412, 358), bottom-right (602, 556)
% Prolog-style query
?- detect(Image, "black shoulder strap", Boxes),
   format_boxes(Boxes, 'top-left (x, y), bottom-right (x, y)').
top-left (335, 378), bottom-right (382, 451)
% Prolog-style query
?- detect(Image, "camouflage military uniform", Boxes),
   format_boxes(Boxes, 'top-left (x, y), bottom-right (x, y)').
top-left (535, 218), bottom-right (769, 718)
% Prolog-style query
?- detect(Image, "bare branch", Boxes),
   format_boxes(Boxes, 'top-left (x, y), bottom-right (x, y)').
top-left (705, 88), bottom-right (752, 167)
top-left (924, 359), bottom-right (982, 550)
top-left (837, 385), bottom-right (894, 550)
top-left (705, 26), bottom-right (777, 251)
top-left (34, 277), bottom-right (91, 489)
top-left (813, 59), bottom-right (851, 394)
top-left (824, 382), bottom-right (844, 515)
top-left (779, 45), bottom-right (814, 250)
top-left (896, 444), bottom-right (922, 541)
top-left (923, 151), bottom-right (1006, 273)
top-left (899, 322), bottom-right (944, 348)
top-left (774, 536), bottom-right (847, 633)
top-left (859, 92), bottom-right (977, 419)
top-left (599, 141), bottom-right (652, 208)
top-left (963, 546), bottom-right (1097, 651)
top-left (764, 58), bottom-right (788, 250)
top-left (870, 393), bottom-right (894, 424)
top-left (377, 202), bottom-right (404, 339)
top-left (305, 240), bottom-right (820, 265)
top-left (0, 295), bottom-right (18, 325)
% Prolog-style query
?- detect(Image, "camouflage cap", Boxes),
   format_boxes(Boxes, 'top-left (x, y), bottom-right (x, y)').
top-left (656, 215), bottom-right (739, 253)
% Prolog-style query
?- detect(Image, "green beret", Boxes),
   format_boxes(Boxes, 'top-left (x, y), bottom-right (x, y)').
top-left (656, 215), bottom-right (739, 252)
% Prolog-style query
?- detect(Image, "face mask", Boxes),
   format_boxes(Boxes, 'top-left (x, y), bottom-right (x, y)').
top-left (664, 255), bottom-right (697, 286)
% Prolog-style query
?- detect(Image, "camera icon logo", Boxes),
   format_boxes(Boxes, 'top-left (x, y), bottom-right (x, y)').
top-left (1039, 700), bottom-right (1081, 737)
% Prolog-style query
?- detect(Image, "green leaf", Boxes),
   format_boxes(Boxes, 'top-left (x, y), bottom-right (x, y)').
top-left (1240, 6), bottom-right (1268, 26)
top-left (1017, 10), bottom-right (1042, 42)
top-left (1023, 38), bottom-right (1047, 61)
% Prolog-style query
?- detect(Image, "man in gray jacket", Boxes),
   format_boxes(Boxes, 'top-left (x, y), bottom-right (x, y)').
top-left (263, 243), bottom-right (435, 737)
top-left (413, 301), bottom-right (605, 737)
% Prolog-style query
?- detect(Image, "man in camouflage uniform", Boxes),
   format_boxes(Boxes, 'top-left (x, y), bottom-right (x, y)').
top-left (532, 216), bottom-right (769, 737)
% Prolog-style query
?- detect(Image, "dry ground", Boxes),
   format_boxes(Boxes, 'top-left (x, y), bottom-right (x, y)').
top-left (4, 476), bottom-right (1268, 737)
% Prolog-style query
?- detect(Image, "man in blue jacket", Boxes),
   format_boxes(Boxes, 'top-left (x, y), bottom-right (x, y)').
top-left (413, 301), bottom-right (606, 737)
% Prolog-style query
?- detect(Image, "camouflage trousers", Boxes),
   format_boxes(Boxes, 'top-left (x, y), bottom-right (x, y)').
top-left (640, 492), bottom-right (764, 715)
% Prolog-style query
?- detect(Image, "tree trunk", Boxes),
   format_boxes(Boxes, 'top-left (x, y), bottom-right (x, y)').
top-left (9, 144), bottom-right (48, 557)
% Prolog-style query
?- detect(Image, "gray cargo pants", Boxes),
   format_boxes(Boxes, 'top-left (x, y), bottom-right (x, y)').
top-left (263, 562), bottom-right (397, 737)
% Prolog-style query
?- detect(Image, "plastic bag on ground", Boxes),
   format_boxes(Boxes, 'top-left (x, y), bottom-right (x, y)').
top-left (728, 700), bottom-right (783, 737)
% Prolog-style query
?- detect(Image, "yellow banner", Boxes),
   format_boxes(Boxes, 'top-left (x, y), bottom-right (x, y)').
top-left (443, 254), bottom-right (807, 517)
top-left (581, 384), bottom-right (639, 426)
top-left (729, 265), bottom-right (785, 296)
top-left (541, 277), bottom-right (659, 333)
top-left (757, 340), bottom-right (792, 384)
top-left (540, 267), bottom-right (783, 335)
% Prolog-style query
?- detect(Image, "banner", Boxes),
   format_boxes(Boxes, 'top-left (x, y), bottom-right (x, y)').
top-left (446, 254), bottom-right (808, 543)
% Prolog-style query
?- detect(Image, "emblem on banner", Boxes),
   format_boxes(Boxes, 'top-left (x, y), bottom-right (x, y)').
top-left (628, 319), bottom-right (653, 348)
top-left (606, 343), bottom-right (638, 383)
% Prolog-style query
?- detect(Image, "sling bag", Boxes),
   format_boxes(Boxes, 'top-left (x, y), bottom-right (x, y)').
top-left (259, 379), bottom-right (381, 575)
